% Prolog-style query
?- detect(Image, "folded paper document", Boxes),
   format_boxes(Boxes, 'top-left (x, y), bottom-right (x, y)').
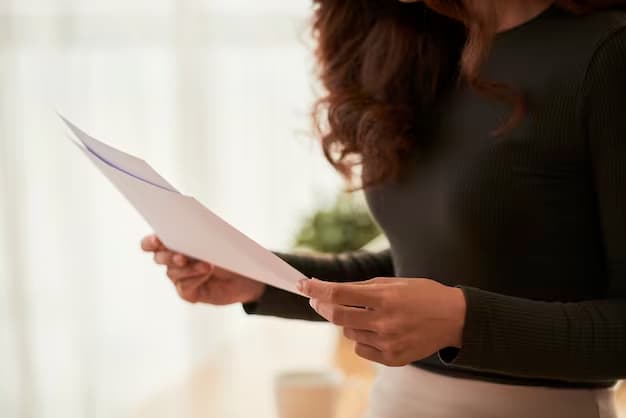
top-left (61, 116), bottom-right (306, 295)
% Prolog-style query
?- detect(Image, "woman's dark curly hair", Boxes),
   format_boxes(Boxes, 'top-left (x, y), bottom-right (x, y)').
top-left (311, 0), bottom-right (626, 188)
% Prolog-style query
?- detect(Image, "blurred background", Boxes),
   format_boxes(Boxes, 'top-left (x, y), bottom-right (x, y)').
top-left (0, 1), bottom-right (375, 417)
top-left (1, 1), bottom-right (625, 418)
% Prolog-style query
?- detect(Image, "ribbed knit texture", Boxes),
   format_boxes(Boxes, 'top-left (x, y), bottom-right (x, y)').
top-left (243, 249), bottom-right (393, 321)
top-left (244, 7), bottom-right (626, 387)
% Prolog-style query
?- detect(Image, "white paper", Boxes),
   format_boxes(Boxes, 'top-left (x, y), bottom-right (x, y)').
top-left (60, 114), bottom-right (179, 193)
top-left (61, 116), bottom-right (306, 295)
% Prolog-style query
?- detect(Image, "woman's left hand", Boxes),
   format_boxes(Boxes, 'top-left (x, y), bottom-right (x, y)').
top-left (297, 277), bottom-right (466, 367)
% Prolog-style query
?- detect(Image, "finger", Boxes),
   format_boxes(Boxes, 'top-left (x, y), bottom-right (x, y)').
top-left (354, 343), bottom-right (385, 364)
top-left (167, 262), bottom-right (213, 281)
top-left (171, 275), bottom-right (207, 289)
top-left (310, 300), bottom-right (379, 331)
top-left (141, 235), bottom-right (162, 252)
top-left (301, 279), bottom-right (381, 308)
top-left (173, 253), bottom-right (188, 267)
top-left (343, 328), bottom-right (384, 351)
top-left (195, 276), bottom-right (213, 300)
top-left (154, 250), bottom-right (174, 265)
top-left (175, 279), bottom-right (202, 303)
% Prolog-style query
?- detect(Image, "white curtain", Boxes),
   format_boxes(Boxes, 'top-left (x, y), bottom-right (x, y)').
top-left (0, 1), bottom-right (342, 417)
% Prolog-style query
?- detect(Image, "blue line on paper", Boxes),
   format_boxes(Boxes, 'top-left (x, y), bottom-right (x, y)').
top-left (84, 144), bottom-right (179, 193)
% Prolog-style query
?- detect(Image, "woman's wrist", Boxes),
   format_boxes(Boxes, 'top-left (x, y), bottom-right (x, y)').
top-left (445, 286), bottom-right (467, 349)
top-left (242, 283), bottom-right (267, 304)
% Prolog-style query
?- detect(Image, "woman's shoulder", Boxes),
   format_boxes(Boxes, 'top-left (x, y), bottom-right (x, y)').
top-left (580, 8), bottom-right (626, 70)
top-left (570, 7), bottom-right (626, 47)
top-left (550, 7), bottom-right (626, 86)
top-left (578, 9), bottom-right (626, 122)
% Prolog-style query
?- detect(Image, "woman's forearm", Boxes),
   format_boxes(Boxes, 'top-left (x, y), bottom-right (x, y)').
top-left (242, 249), bottom-right (394, 321)
top-left (440, 287), bottom-right (626, 382)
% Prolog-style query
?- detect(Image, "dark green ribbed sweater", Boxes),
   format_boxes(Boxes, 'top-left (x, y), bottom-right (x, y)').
top-left (245, 6), bottom-right (626, 388)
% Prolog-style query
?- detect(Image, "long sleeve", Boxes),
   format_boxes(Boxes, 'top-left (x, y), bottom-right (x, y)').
top-left (440, 27), bottom-right (626, 381)
top-left (242, 249), bottom-right (394, 321)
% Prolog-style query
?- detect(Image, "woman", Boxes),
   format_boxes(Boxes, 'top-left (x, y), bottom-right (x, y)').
top-left (142, 0), bottom-right (626, 416)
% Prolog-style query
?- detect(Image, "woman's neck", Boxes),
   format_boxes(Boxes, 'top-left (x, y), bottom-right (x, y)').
top-left (494, 0), bottom-right (555, 33)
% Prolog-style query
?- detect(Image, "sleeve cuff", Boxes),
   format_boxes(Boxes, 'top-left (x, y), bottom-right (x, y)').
top-left (241, 285), bottom-right (289, 315)
top-left (241, 284), bottom-right (324, 321)
top-left (438, 286), bottom-right (488, 369)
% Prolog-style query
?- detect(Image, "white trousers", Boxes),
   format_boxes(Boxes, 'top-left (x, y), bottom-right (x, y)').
top-left (365, 365), bottom-right (618, 418)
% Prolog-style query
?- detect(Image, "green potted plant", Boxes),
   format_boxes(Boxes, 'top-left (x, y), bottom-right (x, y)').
top-left (293, 192), bottom-right (381, 254)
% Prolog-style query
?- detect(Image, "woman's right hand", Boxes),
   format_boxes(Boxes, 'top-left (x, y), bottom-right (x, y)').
top-left (141, 234), bottom-right (267, 305)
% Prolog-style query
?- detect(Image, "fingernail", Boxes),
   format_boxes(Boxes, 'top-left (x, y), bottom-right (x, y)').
top-left (309, 298), bottom-right (317, 310)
